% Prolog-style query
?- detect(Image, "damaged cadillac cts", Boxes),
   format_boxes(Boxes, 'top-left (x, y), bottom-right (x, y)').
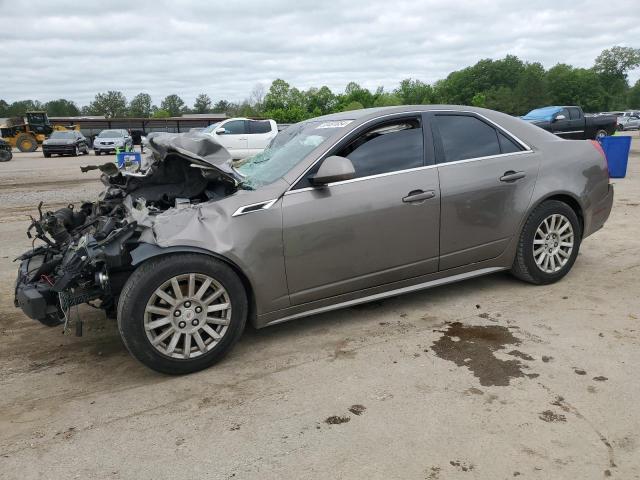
top-left (14, 106), bottom-right (614, 374)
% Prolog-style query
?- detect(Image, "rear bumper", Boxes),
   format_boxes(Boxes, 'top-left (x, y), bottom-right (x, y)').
top-left (585, 183), bottom-right (614, 238)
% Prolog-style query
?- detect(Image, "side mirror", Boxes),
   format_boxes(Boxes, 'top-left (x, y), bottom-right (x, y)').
top-left (309, 155), bottom-right (355, 186)
top-left (554, 114), bottom-right (567, 121)
top-left (216, 128), bottom-right (227, 135)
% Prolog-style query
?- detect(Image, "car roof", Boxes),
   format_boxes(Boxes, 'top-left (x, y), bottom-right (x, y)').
top-left (306, 105), bottom-right (559, 146)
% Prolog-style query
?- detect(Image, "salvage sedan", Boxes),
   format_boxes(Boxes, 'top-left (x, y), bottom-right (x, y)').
top-left (14, 106), bottom-right (613, 374)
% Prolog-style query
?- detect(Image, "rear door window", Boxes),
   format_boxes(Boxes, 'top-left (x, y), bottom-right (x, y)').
top-left (433, 115), bottom-right (502, 163)
top-left (248, 120), bottom-right (272, 134)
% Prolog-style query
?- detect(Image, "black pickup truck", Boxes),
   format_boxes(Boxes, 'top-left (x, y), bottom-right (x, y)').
top-left (522, 106), bottom-right (616, 140)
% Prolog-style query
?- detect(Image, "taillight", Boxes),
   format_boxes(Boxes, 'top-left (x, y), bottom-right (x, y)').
top-left (590, 140), bottom-right (609, 179)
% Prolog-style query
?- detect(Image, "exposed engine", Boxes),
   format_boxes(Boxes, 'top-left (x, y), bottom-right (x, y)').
top-left (14, 132), bottom-right (239, 328)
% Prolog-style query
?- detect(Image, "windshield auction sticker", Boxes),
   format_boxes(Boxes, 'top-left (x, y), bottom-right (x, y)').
top-left (316, 120), bottom-right (353, 129)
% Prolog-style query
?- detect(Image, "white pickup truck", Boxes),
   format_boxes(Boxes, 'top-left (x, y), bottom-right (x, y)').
top-left (202, 117), bottom-right (278, 159)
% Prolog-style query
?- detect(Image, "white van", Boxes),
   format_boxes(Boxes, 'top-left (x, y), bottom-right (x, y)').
top-left (203, 118), bottom-right (278, 159)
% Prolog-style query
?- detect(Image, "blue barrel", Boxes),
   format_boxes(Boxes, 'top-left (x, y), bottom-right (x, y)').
top-left (599, 136), bottom-right (631, 178)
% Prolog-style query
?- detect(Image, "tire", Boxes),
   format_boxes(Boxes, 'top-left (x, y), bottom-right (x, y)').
top-left (617, 124), bottom-right (624, 131)
top-left (94, 150), bottom-right (101, 156)
top-left (72, 146), bottom-right (80, 157)
top-left (117, 254), bottom-right (248, 374)
top-left (16, 133), bottom-right (38, 152)
top-left (43, 152), bottom-right (51, 158)
top-left (0, 150), bottom-right (11, 162)
top-left (595, 129), bottom-right (608, 140)
top-left (510, 200), bottom-right (582, 285)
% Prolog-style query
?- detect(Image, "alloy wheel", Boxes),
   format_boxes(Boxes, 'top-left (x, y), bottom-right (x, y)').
top-left (533, 214), bottom-right (574, 273)
top-left (144, 273), bottom-right (232, 359)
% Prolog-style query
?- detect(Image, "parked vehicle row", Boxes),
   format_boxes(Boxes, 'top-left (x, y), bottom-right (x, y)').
top-left (13, 105), bottom-right (613, 374)
top-left (4, 119), bottom-right (278, 159)
top-left (522, 106), bottom-right (617, 139)
top-left (616, 111), bottom-right (640, 131)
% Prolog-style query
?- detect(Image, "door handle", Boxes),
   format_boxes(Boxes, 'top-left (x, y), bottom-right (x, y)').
top-left (500, 171), bottom-right (526, 182)
top-left (402, 189), bottom-right (436, 203)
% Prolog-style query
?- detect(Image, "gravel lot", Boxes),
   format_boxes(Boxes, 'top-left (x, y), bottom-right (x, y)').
top-left (1, 138), bottom-right (639, 479)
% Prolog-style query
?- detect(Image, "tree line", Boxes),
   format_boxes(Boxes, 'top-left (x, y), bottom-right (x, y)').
top-left (1, 46), bottom-right (639, 123)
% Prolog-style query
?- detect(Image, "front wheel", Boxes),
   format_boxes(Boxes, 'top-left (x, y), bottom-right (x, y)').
top-left (511, 200), bottom-right (581, 285)
top-left (16, 133), bottom-right (38, 152)
top-left (117, 254), bottom-right (248, 374)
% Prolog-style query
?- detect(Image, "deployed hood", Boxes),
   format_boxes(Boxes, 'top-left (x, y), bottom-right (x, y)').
top-left (76, 131), bottom-right (241, 209)
top-left (144, 132), bottom-right (241, 183)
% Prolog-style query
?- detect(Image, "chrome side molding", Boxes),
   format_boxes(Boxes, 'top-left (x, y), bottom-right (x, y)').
top-left (265, 266), bottom-right (506, 326)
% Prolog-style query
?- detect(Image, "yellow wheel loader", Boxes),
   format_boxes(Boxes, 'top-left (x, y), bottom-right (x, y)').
top-left (0, 111), bottom-right (79, 153)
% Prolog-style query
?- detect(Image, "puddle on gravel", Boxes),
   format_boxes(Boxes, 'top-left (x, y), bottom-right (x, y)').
top-left (430, 322), bottom-right (529, 386)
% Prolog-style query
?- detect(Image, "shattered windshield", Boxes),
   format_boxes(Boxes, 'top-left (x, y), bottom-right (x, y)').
top-left (235, 120), bottom-right (351, 189)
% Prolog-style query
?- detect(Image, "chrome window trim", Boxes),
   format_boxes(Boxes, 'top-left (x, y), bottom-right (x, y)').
top-left (283, 150), bottom-right (534, 196)
top-left (555, 130), bottom-right (585, 135)
top-left (283, 109), bottom-right (532, 196)
top-left (232, 198), bottom-right (278, 217)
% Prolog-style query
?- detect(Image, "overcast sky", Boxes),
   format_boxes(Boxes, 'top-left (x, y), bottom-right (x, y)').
top-left (2, 0), bottom-right (639, 107)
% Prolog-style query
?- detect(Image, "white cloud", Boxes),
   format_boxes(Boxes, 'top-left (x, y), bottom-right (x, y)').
top-left (1, 0), bottom-right (638, 106)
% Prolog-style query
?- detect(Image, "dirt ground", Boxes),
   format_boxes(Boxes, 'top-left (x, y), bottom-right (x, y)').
top-left (0, 138), bottom-right (639, 480)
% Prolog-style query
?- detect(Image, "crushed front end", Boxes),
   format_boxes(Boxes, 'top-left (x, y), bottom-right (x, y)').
top-left (14, 132), bottom-right (239, 329)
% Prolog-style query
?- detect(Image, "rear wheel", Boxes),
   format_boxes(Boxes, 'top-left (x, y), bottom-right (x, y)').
top-left (118, 254), bottom-right (248, 374)
top-left (511, 200), bottom-right (581, 285)
top-left (16, 134), bottom-right (38, 152)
